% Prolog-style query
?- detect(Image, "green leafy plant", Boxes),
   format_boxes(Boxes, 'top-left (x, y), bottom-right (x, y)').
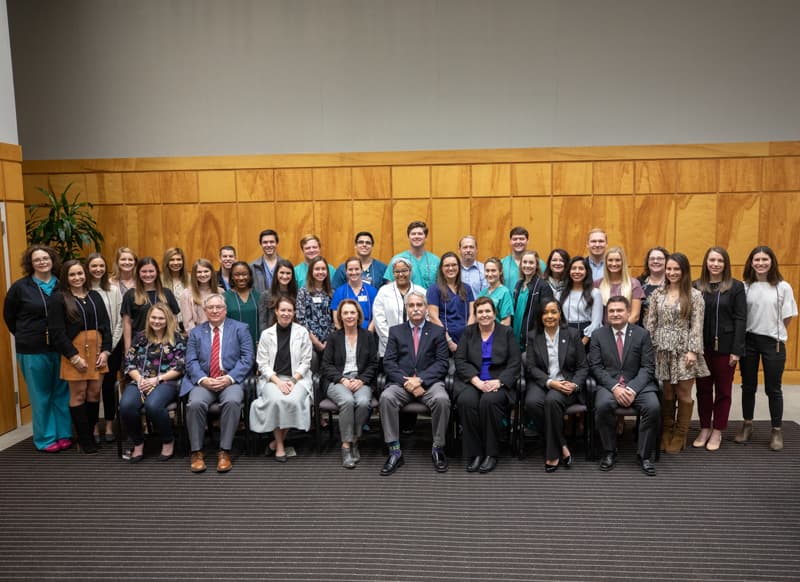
top-left (25, 182), bottom-right (104, 261)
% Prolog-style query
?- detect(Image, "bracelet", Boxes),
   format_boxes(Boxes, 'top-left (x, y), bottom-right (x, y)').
top-left (70, 355), bottom-right (81, 364)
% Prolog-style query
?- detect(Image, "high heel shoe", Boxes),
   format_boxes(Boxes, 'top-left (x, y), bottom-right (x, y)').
top-left (544, 463), bottom-right (559, 473)
top-left (560, 454), bottom-right (573, 468)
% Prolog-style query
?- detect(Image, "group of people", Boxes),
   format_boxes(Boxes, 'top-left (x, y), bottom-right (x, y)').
top-left (3, 221), bottom-right (796, 478)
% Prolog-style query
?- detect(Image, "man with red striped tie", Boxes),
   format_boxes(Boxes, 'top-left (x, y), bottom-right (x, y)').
top-left (182, 293), bottom-right (254, 473)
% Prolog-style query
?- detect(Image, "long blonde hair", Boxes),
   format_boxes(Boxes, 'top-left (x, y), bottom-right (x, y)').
top-left (144, 303), bottom-right (179, 346)
top-left (599, 246), bottom-right (633, 305)
top-left (111, 247), bottom-right (137, 283)
top-left (161, 247), bottom-right (190, 291)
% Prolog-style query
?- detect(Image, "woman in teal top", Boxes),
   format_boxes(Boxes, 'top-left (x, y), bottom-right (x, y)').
top-left (224, 261), bottom-right (260, 346)
top-left (477, 257), bottom-right (513, 325)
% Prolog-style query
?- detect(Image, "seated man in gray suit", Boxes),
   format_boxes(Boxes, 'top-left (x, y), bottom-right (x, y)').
top-left (589, 295), bottom-right (660, 476)
top-left (380, 290), bottom-right (451, 475)
top-left (181, 294), bottom-right (254, 473)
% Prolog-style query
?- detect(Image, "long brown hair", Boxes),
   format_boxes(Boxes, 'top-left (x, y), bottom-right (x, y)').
top-left (189, 258), bottom-right (219, 306)
top-left (666, 253), bottom-right (693, 320)
top-left (161, 247), bottom-right (190, 290)
top-left (696, 246), bottom-right (733, 293)
top-left (58, 259), bottom-right (90, 322)
top-left (436, 251), bottom-right (468, 301)
top-left (134, 257), bottom-right (168, 306)
top-left (305, 256), bottom-right (332, 296)
top-left (85, 252), bottom-right (111, 291)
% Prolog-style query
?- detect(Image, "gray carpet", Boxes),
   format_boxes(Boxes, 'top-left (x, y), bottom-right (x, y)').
top-left (1, 421), bottom-right (798, 581)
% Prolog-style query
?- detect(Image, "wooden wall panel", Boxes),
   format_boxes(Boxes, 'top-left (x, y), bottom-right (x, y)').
top-left (86, 173), bottom-right (124, 205)
top-left (431, 198), bottom-right (470, 256)
top-left (236, 170), bottom-right (275, 202)
top-left (763, 156), bottom-right (800, 191)
top-left (716, 194), bottom-right (760, 262)
top-left (198, 170), bottom-right (236, 203)
top-left (471, 164), bottom-right (510, 197)
top-left (635, 160), bottom-right (678, 194)
top-left (591, 196), bottom-right (635, 256)
top-left (593, 161), bottom-right (633, 195)
top-left (631, 195), bottom-right (676, 264)
top-left (237, 201), bottom-right (275, 262)
top-left (352, 167), bottom-right (390, 200)
top-left (123, 172), bottom-right (162, 204)
top-left (511, 163), bottom-right (550, 196)
top-left (391, 199), bottom-right (430, 254)
top-left (159, 171), bottom-right (198, 204)
top-left (312, 167), bottom-right (352, 201)
top-left (22, 174), bottom-right (50, 205)
top-left (432, 165), bottom-right (470, 198)
top-left (94, 205), bottom-right (127, 260)
top-left (127, 205), bottom-right (164, 259)
top-left (472, 197), bottom-right (511, 259)
top-left (720, 158), bottom-right (761, 192)
top-left (552, 197), bottom-right (592, 257)
top-left (275, 168), bottom-right (312, 201)
top-left (194, 203), bottom-right (240, 262)
top-left (675, 194), bottom-right (717, 265)
top-left (391, 166), bottom-right (430, 198)
top-left (5, 201), bottom-right (28, 280)
top-left (758, 193), bottom-right (800, 260)
top-left (353, 200), bottom-right (393, 261)
top-left (510, 197), bottom-right (552, 259)
top-left (677, 159), bottom-right (719, 193)
top-left (314, 201), bottom-right (354, 264)
top-left (553, 162), bottom-right (592, 195)
top-left (275, 201), bottom-right (313, 265)
top-left (2, 161), bottom-right (23, 201)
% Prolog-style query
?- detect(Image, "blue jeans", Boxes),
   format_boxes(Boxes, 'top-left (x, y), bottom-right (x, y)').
top-left (119, 381), bottom-right (178, 445)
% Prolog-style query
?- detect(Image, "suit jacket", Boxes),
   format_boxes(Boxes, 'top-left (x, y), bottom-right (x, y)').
top-left (694, 278), bottom-right (747, 356)
top-left (180, 318), bottom-right (255, 397)
top-left (526, 326), bottom-right (588, 397)
top-left (588, 324), bottom-right (657, 394)
top-left (454, 323), bottom-right (520, 399)
top-left (320, 327), bottom-right (379, 386)
top-left (383, 321), bottom-right (449, 389)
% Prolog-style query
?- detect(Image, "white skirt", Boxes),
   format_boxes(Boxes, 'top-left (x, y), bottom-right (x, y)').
top-left (249, 374), bottom-right (312, 433)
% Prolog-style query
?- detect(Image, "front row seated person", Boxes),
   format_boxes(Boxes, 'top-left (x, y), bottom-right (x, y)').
top-left (321, 299), bottom-right (379, 469)
top-left (454, 297), bottom-right (520, 474)
top-left (249, 296), bottom-right (313, 462)
top-left (526, 299), bottom-right (588, 473)
top-left (589, 295), bottom-right (660, 476)
top-left (119, 303), bottom-right (186, 463)
top-left (182, 294), bottom-right (255, 474)
top-left (379, 290), bottom-right (450, 475)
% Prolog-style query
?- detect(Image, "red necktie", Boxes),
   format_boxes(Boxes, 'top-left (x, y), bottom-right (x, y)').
top-left (616, 330), bottom-right (625, 385)
top-left (210, 327), bottom-right (221, 378)
top-left (413, 325), bottom-right (420, 356)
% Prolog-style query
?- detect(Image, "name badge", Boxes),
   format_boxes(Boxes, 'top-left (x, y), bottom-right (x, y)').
top-left (312, 296), bottom-right (323, 304)
top-left (358, 294), bottom-right (368, 302)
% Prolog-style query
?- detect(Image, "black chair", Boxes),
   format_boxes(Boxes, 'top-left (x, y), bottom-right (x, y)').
top-left (313, 374), bottom-right (380, 453)
top-left (114, 380), bottom-right (184, 458)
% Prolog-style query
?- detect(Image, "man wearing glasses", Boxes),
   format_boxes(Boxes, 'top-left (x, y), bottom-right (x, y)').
top-left (332, 231), bottom-right (387, 289)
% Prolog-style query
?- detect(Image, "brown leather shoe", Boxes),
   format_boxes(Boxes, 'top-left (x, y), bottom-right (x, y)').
top-left (190, 451), bottom-right (206, 473)
top-left (217, 450), bottom-right (233, 473)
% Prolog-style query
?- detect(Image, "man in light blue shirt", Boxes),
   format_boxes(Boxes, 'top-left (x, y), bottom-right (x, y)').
top-left (458, 235), bottom-right (486, 297)
top-left (587, 227), bottom-right (608, 281)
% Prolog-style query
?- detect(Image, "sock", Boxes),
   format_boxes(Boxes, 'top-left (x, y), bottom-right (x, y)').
top-left (388, 441), bottom-right (401, 456)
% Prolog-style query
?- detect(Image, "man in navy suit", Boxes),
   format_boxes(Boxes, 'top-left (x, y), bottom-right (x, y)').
top-left (182, 294), bottom-right (254, 473)
top-left (380, 290), bottom-right (450, 475)
top-left (589, 295), bottom-right (660, 476)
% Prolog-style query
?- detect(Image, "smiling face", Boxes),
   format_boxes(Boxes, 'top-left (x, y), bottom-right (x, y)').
top-left (87, 257), bottom-right (106, 282)
top-left (607, 300), bottom-right (630, 330)
top-left (275, 299), bottom-right (295, 327)
top-left (276, 265), bottom-right (293, 289)
top-left (195, 265), bottom-right (212, 286)
top-left (139, 264), bottom-right (158, 287)
top-left (118, 252), bottom-right (136, 275)
top-left (67, 264), bottom-right (86, 291)
top-left (541, 301), bottom-right (561, 330)
top-left (441, 256), bottom-right (460, 283)
top-left (520, 253), bottom-right (538, 278)
top-left (302, 239), bottom-right (320, 261)
top-left (606, 252), bottom-right (622, 274)
top-left (751, 252), bottom-right (771, 279)
top-left (220, 249), bottom-right (236, 269)
top-left (587, 232), bottom-right (607, 260)
top-left (339, 302), bottom-right (360, 329)
top-left (569, 261), bottom-right (587, 284)
top-left (665, 258), bottom-right (683, 285)
top-left (706, 250), bottom-right (725, 280)
top-left (406, 295), bottom-right (427, 326)
top-left (549, 253), bottom-right (566, 276)
top-left (31, 250), bottom-right (53, 277)
top-left (354, 235), bottom-right (373, 259)
top-left (648, 250), bottom-right (666, 274)
top-left (204, 297), bottom-right (227, 326)
top-left (260, 235), bottom-right (277, 258)
top-left (459, 238), bottom-right (477, 264)
top-left (311, 261), bottom-right (328, 284)
top-left (148, 307), bottom-right (167, 335)
top-left (168, 254), bottom-right (183, 273)
top-left (393, 262), bottom-right (411, 288)
top-left (475, 301), bottom-right (496, 328)
top-left (231, 265), bottom-right (251, 290)
top-left (484, 262), bottom-right (500, 285)
top-left (510, 234), bottom-right (528, 254)
top-left (408, 227), bottom-right (427, 250)
top-left (346, 260), bottom-right (362, 284)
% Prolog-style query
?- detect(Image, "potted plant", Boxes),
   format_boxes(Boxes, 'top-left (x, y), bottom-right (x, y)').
top-left (25, 182), bottom-right (104, 261)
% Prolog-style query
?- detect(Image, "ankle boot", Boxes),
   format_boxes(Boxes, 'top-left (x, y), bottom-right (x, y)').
top-left (769, 428), bottom-right (784, 451)
top-left (85, 401), bottom-right (100, 444)
top-left (69, 404), bottom-right (98, 455)
top-left (660, 398), bottom-right (676, 452)
top-left (734, 420), bottom-right (753, 443)
top-left (665, 400), bottom-right (693, 454)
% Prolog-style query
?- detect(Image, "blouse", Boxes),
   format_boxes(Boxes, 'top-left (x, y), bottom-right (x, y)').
top-left (479, 334), bottom-right (494, 381)
top-left (296, 288), bottom-right (334, 344)
top-left (744, 281), bottom-right (797, 342)
top-left (121, 289), bottom-right (181, 334)
top-left (224, 289), bottom-right (260, 347)
top-left (123, 333), bottom-right (186, 378)
top-left (561, 288), bottom-right (604, 338)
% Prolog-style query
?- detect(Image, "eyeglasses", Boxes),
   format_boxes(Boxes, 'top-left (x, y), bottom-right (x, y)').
top-left (393, 269), bottom-right (410, 275)
top-left (32, 257), bottom-right (52, 263)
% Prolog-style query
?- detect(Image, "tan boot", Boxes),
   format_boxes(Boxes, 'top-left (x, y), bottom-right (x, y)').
top-left (733, 420), bottom-right (753, 444)
top-left (665, 400), bottom-right (693, 454)
top-left (660, 398), bottom-right (676, 452)
top-left (769, 428), bottom-right (783, 451)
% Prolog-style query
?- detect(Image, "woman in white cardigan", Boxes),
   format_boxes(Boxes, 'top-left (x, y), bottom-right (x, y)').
top-left (249, 296), bottom-right (312, 461)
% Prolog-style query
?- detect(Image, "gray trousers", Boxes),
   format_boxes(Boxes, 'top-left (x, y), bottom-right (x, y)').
top-left (326, 383), bottom-right (372, 444)
top-left (186, 383), bottom-right (244, 452)
top-left (379, 381), bottom-right (450, 448)
top-left (595, 388), bottom-right (660, 460)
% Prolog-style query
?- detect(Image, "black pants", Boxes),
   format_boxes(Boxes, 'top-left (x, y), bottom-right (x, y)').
top-left (525, 383), bottom-right (576, 461)
top-left (101, 342), bottom-right (124, 421)
top-left (455, 383), bottom-right (509, 458)
top-left (739, 332), bottom-right (786, 427)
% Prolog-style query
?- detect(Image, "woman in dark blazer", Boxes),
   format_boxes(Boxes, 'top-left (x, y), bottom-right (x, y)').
top-left (454, 296), bottom-right (521, 474)
top-left (526, 298), bottom-right (588, 472)
top-left (692, 247), bottom-right (746, 451)
top-left (321, 299), bottom-right (379, 469)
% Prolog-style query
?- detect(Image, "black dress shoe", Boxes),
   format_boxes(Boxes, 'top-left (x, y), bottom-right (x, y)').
top-left (431, 449), bottom-right (449, 473)
top-left (599, 451), bottom-right (617, 471)
top-left (640, 458), bottom-right (657, 477)
top-left (466, 456), bottom-right (482, 473)
top-left (478, 456), bottom-right (497, 474)
top-left (544, 463), bottom-right (559, 473)
top-left (380, 454), bottom-right (404, 476)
